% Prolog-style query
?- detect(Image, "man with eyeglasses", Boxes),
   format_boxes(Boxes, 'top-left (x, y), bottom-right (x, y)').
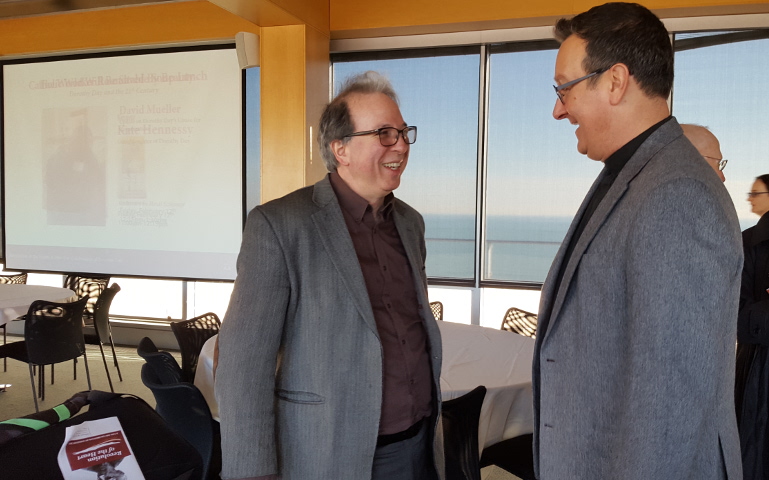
top-left (535, 3), bottom-right (743, 480)
top-left (216, 71), bottom-right (443, 480)
top-left (682, 123), bottom-right (728, 181)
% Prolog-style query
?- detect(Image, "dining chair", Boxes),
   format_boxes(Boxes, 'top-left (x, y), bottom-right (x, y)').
top-left (82, 283), bottom-right (121, 392)
top-left (0, 296), bottom-right (90, 412)
top-left (441, 385), bottom-right (486, 480)
top-left (63, 274), bottom-right (110, 380)
top-left (137, 336), bottom-right (183, 385)
top-left (501, 307), bottom-right (538, 338)
top-left (0, 271), bottom-right (27, 372)
top-left (170, 312), bottom-right (221, 382)
top-left (479, 434), bottom-right (536, 480)
top-left (63, 273), bottom-right (110, 323)
top-left (141, 362), bottom-right (221, 480)
top-left (430, 301), bottom-right (444, 321)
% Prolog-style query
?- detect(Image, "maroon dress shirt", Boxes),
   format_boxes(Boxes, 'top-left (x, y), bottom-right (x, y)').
top-left (329, 172), bottom-right (433, 436)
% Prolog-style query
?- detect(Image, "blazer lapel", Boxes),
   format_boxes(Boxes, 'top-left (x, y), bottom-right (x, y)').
top-left (310, 177), bottom-right (379, 336)
top-left (543, 119), bottom-right (681, 343)
top-left (540, 170), bottom-right (606, 342)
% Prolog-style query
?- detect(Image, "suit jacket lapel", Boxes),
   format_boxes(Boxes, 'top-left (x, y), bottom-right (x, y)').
top-left (542, 119), bottom-right (680, 343)
top-left (540, 170), bottom-right (606, 342)
top-left (310, 177), bottom-right (379, 336)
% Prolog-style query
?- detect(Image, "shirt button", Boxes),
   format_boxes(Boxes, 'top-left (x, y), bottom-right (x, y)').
top-left (401, 339), bottom-right (406, 345)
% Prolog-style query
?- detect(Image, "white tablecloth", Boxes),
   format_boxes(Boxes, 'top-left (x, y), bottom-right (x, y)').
top-left (194, 320), bottom-right (535, 451)
top-left (0, 284), bottom-right (77, 326)
top-left (437, 320), bottom-right (534, 450)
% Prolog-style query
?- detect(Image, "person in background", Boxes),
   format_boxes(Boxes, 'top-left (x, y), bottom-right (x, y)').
top-left (735, 173), bottom-right (769, 479)
top-left (535, 3), bottom-right (743, 479)
top-left (681, 123), bottom-right (727, 181)
top-left (215, 71), bottom-right (444, 480)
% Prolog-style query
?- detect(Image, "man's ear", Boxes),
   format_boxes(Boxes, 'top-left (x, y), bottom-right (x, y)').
top-left (607, 63), bottom-right (631, 105)
top-left (331, 139), bottom-right (349, 167)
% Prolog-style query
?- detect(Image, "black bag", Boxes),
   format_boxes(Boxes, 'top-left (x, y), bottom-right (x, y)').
top-left (0, 390), bottom-right (203, 480)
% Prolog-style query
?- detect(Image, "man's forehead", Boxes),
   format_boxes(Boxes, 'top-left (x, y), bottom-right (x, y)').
top-left (347, 92), bottom-right (404, 125)
top-left (555, 36), bottom-right (587, 78)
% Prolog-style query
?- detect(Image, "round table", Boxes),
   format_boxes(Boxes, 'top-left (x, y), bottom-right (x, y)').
top-left (194, 320), bottom-right (535, 451)
top-left (0, 284), bottom-right (77, 326)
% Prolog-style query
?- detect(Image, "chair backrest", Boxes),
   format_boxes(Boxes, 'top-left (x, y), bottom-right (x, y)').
top-left (63, 274), bottom-right (110, 318)
top-left (0, 272), bottom-right (27, 284)
top-left (441, 385), bottom-right (487, 480)
top-left (501, 307), bottom-right (538, 338)
top-left (24, 296), bottom-right (89, 366)
top-left (141, 363), bottom-right (216, 480)
top-left (430, 301), bottom-right (444, 321)
top-left (171, 312), bottom-right (221, 382)
top-left (137, 336), bottom-right (183, 385)
top-left (91, 283), bottom-right (121, 344)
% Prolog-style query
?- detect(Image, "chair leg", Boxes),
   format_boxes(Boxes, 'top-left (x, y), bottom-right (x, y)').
top-left (83, 352), bottom-right (92, 391)
top-left (108, 335), bottom-right (123, 382)
top-left (28, 363), bottom-right (39, 412)
top-left (38, 364), bottom-right (45, 402)
top-left (2, 324), bottom-right (6, 372)
top-left (98, 342), bottom-right (114, 392)
top-left (73, 357), bottom-right (77, 380)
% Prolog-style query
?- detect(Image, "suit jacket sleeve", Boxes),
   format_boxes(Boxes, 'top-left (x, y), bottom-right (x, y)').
top-left (623, 177), bottom-right (741, 477)
top-left (216, 207), bottom-right (290, 479)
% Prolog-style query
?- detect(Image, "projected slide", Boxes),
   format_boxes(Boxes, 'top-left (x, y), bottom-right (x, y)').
top-left (2, 47), bottom-right (243, 280)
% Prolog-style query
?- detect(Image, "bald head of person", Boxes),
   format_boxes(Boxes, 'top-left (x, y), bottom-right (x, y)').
top-left (682, 124), bottom-right (725, 182)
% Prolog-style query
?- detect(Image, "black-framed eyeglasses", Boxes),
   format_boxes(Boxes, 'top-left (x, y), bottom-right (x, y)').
top-left (553, 67), bottom-right (609, 104)
top-left (747, 191), bottom-right (769, 198)
top-left (703, 155), bottom-right (728, 172)
top-left (344, 126), bottom-right (417, 146)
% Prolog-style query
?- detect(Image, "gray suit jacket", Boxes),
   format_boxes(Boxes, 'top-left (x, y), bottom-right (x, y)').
top-left (533, 118), bottom-right (743, 480)
top-left (215, 176), bottom-right (444, 480)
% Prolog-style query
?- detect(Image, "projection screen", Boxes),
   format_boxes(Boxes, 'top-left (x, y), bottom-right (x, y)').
top-left (1, 45), bottom-right (244, 281)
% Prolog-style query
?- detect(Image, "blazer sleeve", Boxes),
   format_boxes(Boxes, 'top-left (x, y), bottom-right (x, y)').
top-left (216, 207), bottom-right (291, 479)
top-left (623, 177), bottom-right (741, 477)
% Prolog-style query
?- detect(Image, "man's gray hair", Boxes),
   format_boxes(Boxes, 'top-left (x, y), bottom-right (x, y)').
top-left (317, 71), bottom-right (399, 172)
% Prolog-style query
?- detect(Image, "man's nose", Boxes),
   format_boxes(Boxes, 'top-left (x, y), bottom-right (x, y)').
top-left (553, 99), bottom-right (568, 120)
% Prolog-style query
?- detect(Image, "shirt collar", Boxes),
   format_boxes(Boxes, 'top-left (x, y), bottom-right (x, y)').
top-left (604, 116), bottom-right (672, 176)
top-left (329, 172), bottom-right (394, 222)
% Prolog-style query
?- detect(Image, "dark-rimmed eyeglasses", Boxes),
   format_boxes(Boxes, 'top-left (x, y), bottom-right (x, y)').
top-left (344, 126), bottom-right (417, 147)
top-left (553, 67), bottom-right (609, 104)
top-left (703, 155), bottom-right (728, 172)
top-left (747, 191), bottom-right (769, 198)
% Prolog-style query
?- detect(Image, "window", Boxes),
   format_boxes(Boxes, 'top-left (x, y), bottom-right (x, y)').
top-left (333, 25), bottom-right (769, 325)
top-left (672, 30), bottom-right (769, 232)
top-left (485, 43), bottom-right (601, 283)
top-left (333, 49), bottom-right (480, 280)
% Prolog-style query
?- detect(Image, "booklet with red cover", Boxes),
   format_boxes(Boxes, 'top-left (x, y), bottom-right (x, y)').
top-left (57, 416), bottom-right (144, 480)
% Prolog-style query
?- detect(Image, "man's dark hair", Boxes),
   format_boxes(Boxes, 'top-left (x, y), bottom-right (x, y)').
top-left (554, 2), bottom-right (673, 99)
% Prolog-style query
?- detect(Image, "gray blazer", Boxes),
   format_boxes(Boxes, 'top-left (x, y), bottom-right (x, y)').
top-left (215, 176), bottom-right (444, 480)
top-left (533, 118), bottom-right (743, 480)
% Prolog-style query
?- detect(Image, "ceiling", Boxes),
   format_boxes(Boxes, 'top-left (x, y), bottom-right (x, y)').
top-left (0, 0), bottom-right (173, 19)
